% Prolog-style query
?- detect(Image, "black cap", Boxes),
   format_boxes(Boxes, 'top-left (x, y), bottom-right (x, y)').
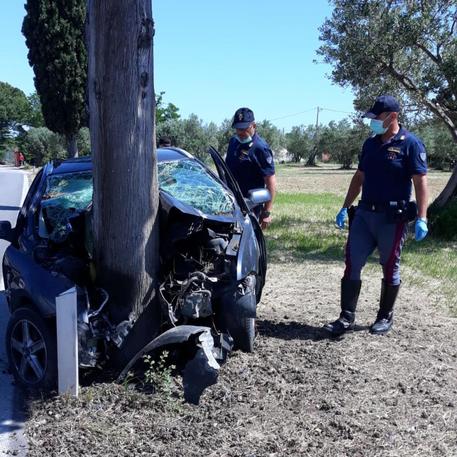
top-left (231, 107), bottom-right (255, 129)
top-left (363, 95), bottom-right (401, 119)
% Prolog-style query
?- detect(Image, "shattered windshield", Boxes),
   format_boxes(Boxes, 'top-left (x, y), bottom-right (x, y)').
top-left (158, 159), bottom-right (234, 215)
top-left (40, 159), bottom-right (234, 243)
top-left (41, 172), bottom-right (93, 243)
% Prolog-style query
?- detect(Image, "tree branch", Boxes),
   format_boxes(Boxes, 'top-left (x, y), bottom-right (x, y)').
top-left (416, 42), bottom-right (442, 65)
top-left (387, 63), bottom-right (457, 142)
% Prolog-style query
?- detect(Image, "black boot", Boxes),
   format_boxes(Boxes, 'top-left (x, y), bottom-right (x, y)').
top-left (370, 280), bottom-right (400, 335)
top-left (324, 278), bottom-right (362, 336)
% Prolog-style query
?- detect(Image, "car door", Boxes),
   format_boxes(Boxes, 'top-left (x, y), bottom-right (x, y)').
top-left (207, 146), bottom-right (267, 300)
top-left (207, 146), bottom-right (249, 214)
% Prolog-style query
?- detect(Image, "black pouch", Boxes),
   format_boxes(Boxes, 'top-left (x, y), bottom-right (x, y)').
top-left (406, 200), bottom-right (418, 222)
top-left (386, 200), bottom-right (417, 223)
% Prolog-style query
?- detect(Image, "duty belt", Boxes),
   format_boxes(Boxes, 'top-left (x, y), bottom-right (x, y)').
top-left (358, 200), bottom-right (407, 212)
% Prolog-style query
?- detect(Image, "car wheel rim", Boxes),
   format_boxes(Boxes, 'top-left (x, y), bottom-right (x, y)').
top-left (10, 319), bottom-right (47, 384)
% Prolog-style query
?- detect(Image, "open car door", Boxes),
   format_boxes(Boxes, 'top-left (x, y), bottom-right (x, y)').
top-left (207, 146), bottom-right (249, 215)
top-left (207, 146), bottom-right (267, 301)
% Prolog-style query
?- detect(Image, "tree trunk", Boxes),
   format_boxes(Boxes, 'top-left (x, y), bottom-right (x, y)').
top-left (431, 161), bottom-right (457, 209)
top-left (305, 150), bottom-right (318, 167)
top-left (66, 133), bottom-right (79, 158)
top-left (87, 0), bottom-right (159, 328)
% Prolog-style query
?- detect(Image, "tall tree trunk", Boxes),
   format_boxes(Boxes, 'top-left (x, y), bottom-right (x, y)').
top-left (87, 0), bottom-right (159, 329)
top-left (66, 133), bottom-right (79, 158)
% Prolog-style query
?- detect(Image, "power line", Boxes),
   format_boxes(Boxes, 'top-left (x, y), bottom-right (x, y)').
top-left (268, 108), bottom-right (316, 121)
top-left (320, 107), bottom-right (354, 114)
top-left (268, 106), bottom-right (354, 122)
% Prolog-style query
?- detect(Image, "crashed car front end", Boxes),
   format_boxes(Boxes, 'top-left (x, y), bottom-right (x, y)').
top-left (3, 150), bottom-right (267, 402)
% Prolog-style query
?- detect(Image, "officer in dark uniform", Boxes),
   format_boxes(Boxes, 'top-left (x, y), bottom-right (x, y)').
top-left (225, 107), bottom-right (276, 229)
top-left (324, 95), bottom-right (429, 336)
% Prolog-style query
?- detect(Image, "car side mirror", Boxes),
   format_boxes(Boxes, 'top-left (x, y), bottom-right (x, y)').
top-left (246, 188), bottom-right (271, 211)
top-left (0, 221), bottom-right (13, 242)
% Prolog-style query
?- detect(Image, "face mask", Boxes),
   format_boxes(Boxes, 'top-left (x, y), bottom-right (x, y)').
top-left (370, 114), bottom-right (392, 135)
top-left (236, 135), bottom-right (252, 144)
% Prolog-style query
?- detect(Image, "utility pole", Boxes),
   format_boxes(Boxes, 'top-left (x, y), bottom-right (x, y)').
top-left (306, 106), bottom-right (320, 166)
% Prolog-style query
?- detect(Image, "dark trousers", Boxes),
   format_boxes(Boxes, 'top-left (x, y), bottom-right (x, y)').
top-left (344, 208), bottom-right (407, 286)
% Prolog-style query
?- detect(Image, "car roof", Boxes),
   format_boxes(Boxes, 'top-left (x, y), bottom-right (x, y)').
top-left (50, 147), bottom-right (193, 175)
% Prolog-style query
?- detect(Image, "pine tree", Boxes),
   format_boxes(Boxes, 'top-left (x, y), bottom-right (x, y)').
top-left (22, 0), bottom-right (87, 157)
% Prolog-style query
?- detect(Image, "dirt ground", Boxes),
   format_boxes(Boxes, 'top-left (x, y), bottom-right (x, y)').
top-left (23, 258), bottom-right (457, 457)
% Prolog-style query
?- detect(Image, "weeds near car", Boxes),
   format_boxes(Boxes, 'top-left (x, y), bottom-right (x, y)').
top-left (143, 351), bottom-right (176, 398)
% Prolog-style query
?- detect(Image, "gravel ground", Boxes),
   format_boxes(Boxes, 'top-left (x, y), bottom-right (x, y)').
top-left (23, 259), bottom-right (457, 457)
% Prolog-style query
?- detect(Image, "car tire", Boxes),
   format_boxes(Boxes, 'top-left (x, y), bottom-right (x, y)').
top-left (220, 276), bottom-right (257, 353)
top-left (232, 316), bottom-right (255, 353)
top-left (6, 307), bottom-right (57, 391)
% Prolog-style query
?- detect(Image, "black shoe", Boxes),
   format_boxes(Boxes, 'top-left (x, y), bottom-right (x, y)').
top-left (369, 280), bottom-right (400, 335)
top-left (369, 312), bottom-right (393, 334)
top-left (324, 315), bottom-right (355, 336)
top-left (324, 279), bottom-right (361, 337)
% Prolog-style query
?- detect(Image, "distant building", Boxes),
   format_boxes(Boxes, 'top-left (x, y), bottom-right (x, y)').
top-left (274, 147), bottom-right (293, 163)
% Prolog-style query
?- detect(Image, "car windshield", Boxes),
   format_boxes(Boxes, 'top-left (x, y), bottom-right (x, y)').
top-left (40, 159), bottom-right (234, 242)
top-left (41, 171), bottom-right (93, 242)
top-left (158, 159), bottom-right (234, 215)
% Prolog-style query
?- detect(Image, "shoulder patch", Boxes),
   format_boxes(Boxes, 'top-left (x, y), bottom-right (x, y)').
top-left (420, 152), bottom-right (426, 162)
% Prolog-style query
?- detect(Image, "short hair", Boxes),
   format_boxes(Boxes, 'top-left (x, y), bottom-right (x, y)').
top-left (158, 136), bottom-right (172, 147)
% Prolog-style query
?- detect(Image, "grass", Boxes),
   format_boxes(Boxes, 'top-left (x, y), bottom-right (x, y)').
top-left (267, 186), bottom-right (457, 311)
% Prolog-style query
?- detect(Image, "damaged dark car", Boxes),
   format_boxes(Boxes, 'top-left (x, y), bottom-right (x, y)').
top-left (0, 146), bottom-right (269, 401)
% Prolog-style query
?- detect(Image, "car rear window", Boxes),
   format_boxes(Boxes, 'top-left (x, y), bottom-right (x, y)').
top-left (158, 159), bottom-right (234, 215)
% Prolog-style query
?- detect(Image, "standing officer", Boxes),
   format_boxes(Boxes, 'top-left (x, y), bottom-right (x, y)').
top-left (225, 107), bottom-right (276, 229)
top-left (324, 95), bottom-right (429, 336)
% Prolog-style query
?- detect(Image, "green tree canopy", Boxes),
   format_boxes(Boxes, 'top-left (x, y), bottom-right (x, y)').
top-left (256, 120), bottom-right (286, 152)
top-left (0, 82), bottom-right (31, 127)
top-left (0, 82), bottom-right (37, 149)
top-left (23, 0), bottom-right (87, 157)
top-left (156, 91), bottom-right (180, 123)
top-left (286, 125), bottom-right (314, 163)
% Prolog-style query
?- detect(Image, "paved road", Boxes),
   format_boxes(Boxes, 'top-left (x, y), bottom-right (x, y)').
top-left (0, 167), bottom-right (29, 455)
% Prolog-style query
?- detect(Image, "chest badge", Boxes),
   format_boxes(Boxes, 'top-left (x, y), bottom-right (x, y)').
top-left (387, 146), bottom-right (401, 160)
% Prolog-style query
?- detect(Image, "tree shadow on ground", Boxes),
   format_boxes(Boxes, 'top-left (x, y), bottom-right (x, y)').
top-left (257, 318), bottom-right (369, 342)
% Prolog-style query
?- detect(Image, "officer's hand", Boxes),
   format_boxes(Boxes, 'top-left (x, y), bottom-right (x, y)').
top-left (260, 214), bottom-right (272, 230)
top-left (415, 218), bottom-right (428, 241)
top-left (335, 208), bottom-right (348, 229)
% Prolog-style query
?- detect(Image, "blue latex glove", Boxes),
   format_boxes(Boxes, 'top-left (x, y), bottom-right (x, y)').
top-left (336, 208), bottom-right (348, 229)
top-left (415, 218), bottom-right (428, 241)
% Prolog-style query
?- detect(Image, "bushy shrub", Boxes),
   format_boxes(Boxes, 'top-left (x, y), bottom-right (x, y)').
top-left (429, 199), bottom-right (457, 240)
top-left (22, 127), bottom-right (66, 166)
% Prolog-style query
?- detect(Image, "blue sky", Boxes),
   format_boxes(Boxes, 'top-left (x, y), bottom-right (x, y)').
top-left (0, 1), bottom-right (356, 132)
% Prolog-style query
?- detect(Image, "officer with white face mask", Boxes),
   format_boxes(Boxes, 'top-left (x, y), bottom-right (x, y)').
top-left (324, 95), bottom-right (429, 336)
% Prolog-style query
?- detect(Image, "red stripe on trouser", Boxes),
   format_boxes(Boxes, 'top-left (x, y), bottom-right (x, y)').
top-left (384, 222), bottom-right (406, 284)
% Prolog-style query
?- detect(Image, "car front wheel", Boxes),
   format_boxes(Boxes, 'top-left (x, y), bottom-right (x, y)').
top-left (6, 307), bottom-right (57, 390)
top-left (220, 275), bottom-right (257, 353)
